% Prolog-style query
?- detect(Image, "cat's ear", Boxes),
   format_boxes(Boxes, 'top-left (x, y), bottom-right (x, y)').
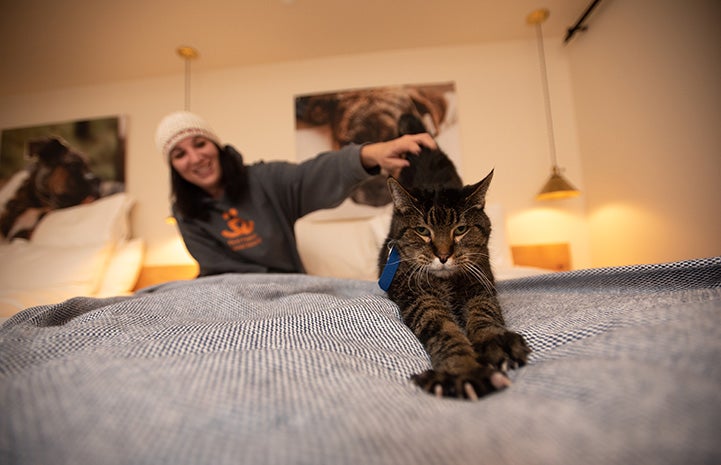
top-left (465, 169), bottom-right (494, 209)
top-left (387, 177), bottom-right (418, 213)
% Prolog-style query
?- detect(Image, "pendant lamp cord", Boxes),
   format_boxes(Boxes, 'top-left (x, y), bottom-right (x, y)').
top-left (535, 22), bottom-right (558, 169)
top-left (184, 57), bottom-right (191, 111)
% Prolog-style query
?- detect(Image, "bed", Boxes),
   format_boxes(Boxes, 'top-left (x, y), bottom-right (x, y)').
top-left (0, 192), bottom-right (144, 318)
top-left (1, 243), bottom-right (720, 464)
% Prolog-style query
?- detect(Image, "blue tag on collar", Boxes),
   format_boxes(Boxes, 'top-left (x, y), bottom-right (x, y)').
top-left (378, 246), bottom-right (400, 292)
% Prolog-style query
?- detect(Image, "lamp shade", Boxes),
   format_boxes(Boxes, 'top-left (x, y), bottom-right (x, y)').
top-left (536, 166), bottom-right (580, 200)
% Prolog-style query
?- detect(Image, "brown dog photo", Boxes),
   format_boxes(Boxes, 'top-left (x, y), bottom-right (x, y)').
top-left (0, 116), bottom-right (126, 240)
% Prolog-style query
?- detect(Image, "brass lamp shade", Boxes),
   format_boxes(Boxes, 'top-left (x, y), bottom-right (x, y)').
top-left (536, 166), bottom-right (580, 200)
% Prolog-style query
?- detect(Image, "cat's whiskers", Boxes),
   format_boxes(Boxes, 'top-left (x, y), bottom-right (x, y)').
top-left (460, 262), bottom-right (495, 295)
top-left (415, 259), bottom-right (446, 289)
top-left (423, 265), bottom-right (436, 287)
top-left (403, 261), bottom-right (426, 291)
top-left (416, 263), bottom-right (435, 290)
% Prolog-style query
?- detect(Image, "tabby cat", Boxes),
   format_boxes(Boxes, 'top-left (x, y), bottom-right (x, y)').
top-left (378, 115), bottom-right (531, 400)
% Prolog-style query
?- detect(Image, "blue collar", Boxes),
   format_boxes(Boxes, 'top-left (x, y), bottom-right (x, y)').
top-left (378, 246), bottom-right (400, 292)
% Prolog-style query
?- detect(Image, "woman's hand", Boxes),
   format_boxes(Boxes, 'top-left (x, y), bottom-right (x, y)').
top-left (360, 133), bottom-right (437, 178)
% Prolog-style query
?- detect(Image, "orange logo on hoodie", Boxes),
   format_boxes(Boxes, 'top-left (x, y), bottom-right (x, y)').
top-left (221, 208), bottom-right (262, 251)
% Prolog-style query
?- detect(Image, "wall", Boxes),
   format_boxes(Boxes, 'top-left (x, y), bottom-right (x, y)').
top-left (568, 0), bottom-right (721, 266)
top-left (0, 40), bottom-right (591, 269)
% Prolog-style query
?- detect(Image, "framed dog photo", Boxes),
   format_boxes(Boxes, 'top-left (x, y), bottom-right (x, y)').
top-left (0, 115), bottom-right (126, 240)
top-left (294, 82), bottom-right (461, 218)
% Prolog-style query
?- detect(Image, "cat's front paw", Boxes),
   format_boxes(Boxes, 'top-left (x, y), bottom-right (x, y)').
top-left (474, 331), bottom-right (531, 372)
top-left (411, 367), bottom-right (511, 400)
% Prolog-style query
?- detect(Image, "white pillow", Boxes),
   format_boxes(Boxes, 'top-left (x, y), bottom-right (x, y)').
top-left (96, 238), bottom-right (146, 297)
top-left (32, 193), bottom-right (133, 247)
top-left (0, 240), bottom-right (113, 294)
top-left (485, 203), bottom-right (514, 271)
top-left (0, 170), bottom-right (29, 214)
top-left (296, 215), bottom-right (380, 280)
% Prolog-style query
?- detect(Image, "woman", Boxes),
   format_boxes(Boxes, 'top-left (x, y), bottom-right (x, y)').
top-left (155, 111), bottom-right (436, 276)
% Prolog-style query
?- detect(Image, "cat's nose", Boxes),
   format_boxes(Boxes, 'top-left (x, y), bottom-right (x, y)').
top-left (438, 254), bottom-right (450, 264)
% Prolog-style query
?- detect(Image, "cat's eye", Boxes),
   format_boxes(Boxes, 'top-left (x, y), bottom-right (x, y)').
top-left (414, 226), bottom-right (431, 237)
top-left (454, 225), bottom-right (468, 236)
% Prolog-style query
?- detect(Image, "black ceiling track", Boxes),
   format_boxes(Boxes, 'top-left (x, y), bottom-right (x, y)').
top-left (564, 0), bottom-right (603, 44)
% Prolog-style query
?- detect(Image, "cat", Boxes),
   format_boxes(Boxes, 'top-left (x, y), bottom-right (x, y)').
top-left (378, 115), bottom-right (531, 400)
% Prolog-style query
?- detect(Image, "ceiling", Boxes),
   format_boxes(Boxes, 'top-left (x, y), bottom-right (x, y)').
top-left (0, 0), bottom-right (591, 97)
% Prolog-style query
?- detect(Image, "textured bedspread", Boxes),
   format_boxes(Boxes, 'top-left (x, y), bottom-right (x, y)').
top-left (1, 257), bottom-right (720, 465)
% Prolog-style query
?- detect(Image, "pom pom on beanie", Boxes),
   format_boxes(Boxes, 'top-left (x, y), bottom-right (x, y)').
top-left (155, 111), bottom-right (222, 160)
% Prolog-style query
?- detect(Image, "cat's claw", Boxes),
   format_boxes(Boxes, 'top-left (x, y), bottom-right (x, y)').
top-left (412, 366), bottom-right (509, 401)
top-left (490, 371), bottom-right (512, 389)
top-left (475, 330), bottom-right (531, 372)
top-left (463, 382), bottom-right (479, 401)
top-left (434, 384), bottom-right (443, 398)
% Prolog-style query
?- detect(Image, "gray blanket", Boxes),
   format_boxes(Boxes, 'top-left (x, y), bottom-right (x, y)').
top-left (1, 257), bottom-right (720, 465)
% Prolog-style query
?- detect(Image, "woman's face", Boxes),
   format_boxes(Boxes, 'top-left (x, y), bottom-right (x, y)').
top-left (169, 135), bottom-right (223, 198)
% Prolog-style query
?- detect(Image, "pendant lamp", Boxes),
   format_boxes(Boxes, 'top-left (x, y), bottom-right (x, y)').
top-left (527, 9), bottom-right (580, 201)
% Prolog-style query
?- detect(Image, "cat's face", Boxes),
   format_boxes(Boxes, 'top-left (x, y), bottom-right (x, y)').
top-left (388, 171), bottom-right (493, 279)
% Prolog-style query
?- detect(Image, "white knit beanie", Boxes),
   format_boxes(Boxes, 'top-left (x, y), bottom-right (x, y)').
top-left (155, 111), bottom-right (222, 160)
